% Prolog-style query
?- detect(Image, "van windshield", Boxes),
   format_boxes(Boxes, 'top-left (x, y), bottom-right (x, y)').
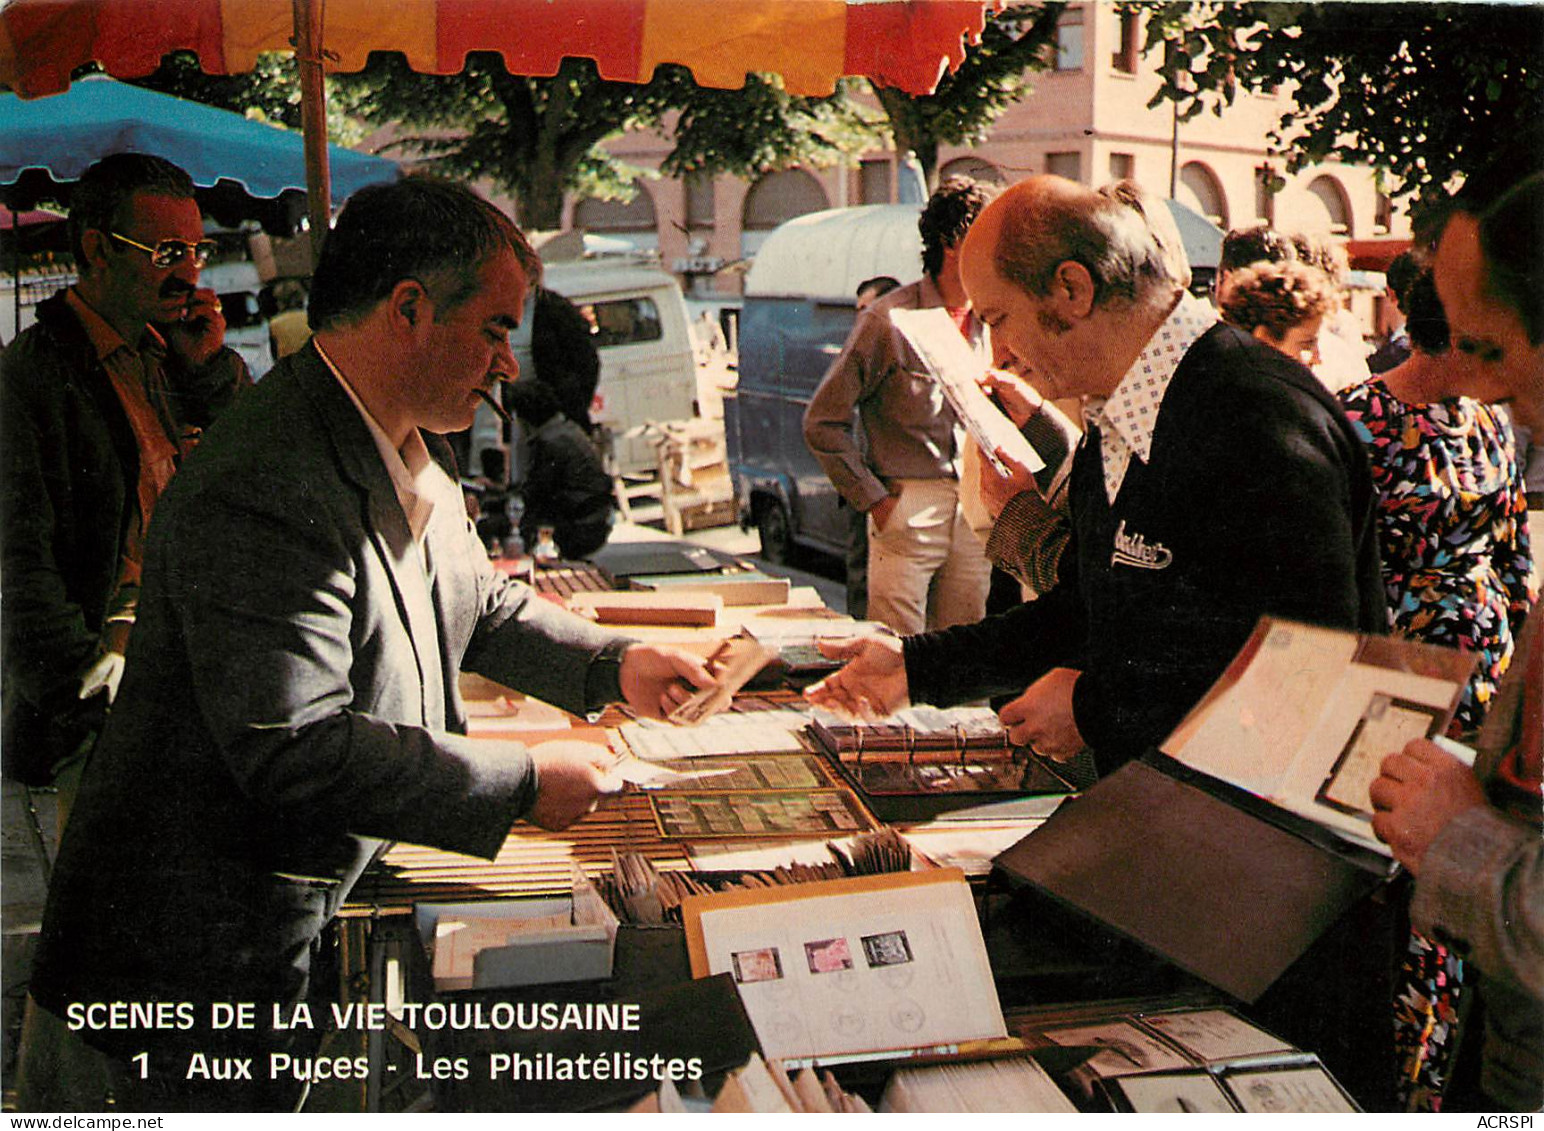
top-left (579, 296), bottom-right (663, 348)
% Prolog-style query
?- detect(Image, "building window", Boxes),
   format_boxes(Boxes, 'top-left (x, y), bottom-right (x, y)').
top-left (1055, 7), bottom-right (1084, 71)
top-left (939, 156), bottom-right (1006, 185)
top-left (1111, 10), bottom-right (1140, 74)
top-left (1306, 175), bottom-right (1352, 235)
top-left (741, 169), bottom-right (831, 257)
top-left (1047, 152), bottom-right (1082, 182)
top-left (1109, 153), bottom-right (1135, 181)
top-left (860, 159), bottom-right (892, 205)
top-left (1254, 165), bottom-right (1278, 224)
top-left (572, 188), bottom-right (660, 252)
top-left (1178, 161), bottom-right (1228, 229)
top-left (1374, 192), bottom-right (1393, 235)
top-left (685, 174), bottom-right (715, 228)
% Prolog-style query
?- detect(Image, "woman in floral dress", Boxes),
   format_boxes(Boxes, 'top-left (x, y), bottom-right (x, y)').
top-left (1337, 270), bottom-right (1533, 736)
top-left (1336, 268), bottom-right (1533, 1111)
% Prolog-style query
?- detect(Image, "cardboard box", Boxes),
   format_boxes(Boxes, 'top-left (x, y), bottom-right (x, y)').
top-left (416, 874), bottom-right (619, 991)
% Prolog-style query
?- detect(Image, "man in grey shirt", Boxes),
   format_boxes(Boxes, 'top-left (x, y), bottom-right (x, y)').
top-left (803, 177), bottom-right (995, 634)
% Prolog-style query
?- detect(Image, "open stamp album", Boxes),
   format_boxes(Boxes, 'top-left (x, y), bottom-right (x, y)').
top-left (1161, 617), bottom-right (1475, 855)
top-left (683, 870), bottom-right (1005, 1061)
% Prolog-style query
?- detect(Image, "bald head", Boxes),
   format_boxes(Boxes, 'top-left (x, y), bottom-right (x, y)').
top-left (961, 177), bottom-right (1186, 401)
top-left (968, 176), bottom-right (1181, 311)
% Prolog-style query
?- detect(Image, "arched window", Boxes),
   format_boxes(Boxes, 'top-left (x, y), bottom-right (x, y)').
top-left (573, 187), bottom-right (659, 251)
top-left (939, 156), bottom-right (1006, 186)
top-left (1306, 175), bottom-right (1353, 235)
top-left (741, 170), bottom-right (830, 257)
top-left (1178, 162), bottom-right (1228, 229)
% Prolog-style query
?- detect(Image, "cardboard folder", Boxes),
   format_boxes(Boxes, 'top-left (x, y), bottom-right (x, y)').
top-left (991, 755), bottom-right (1387, 1003)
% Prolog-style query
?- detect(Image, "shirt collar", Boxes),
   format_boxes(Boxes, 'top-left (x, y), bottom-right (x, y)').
top-left (1083, 291), bottom-right (1218, 464)
top-left (64, 287), bottom-right (166, 364)
top-left (918, 273), bottom-right (982, 342)
top-left (314, 342), bottom-right (439, 542)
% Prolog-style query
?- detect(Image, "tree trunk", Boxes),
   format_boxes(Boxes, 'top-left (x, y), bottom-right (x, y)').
top-left (517, 140), bottom-right (568, 231)
top-left (912, 137), bottom-right (940, 190)
top-left (874, 86), bottom-right (940, 194)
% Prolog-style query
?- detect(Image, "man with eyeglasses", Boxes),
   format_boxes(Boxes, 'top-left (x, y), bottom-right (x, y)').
top-left (0, 152), bottom-right (250, 800)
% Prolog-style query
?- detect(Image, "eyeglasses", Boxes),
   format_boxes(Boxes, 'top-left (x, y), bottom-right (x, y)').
top-left (108, 231), bottom-right (218, 270)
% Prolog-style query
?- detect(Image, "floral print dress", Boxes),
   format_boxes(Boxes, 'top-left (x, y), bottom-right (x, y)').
top-left (1339, 377), bottom-right (1534, 735)
top-left (1339, 376), bottom-right (1534, 1110)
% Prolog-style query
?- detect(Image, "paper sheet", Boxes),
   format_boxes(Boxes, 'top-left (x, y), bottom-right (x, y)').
top-left (608, 758), bottom-right (740, 789)
top-left (1226, 1063), bottom-right (1357, 1112)
top-left (1139, 1010), bottom-right (1292, 1064)
top-left (890, 307), bottom-right (1044, 478)
top-left (1113, 1071), bottom-right (1237, 1113)
top-left (687, 873), bottom-right (1005, 1060)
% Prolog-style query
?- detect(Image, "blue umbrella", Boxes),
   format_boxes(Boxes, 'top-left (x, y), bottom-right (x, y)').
top-left (0, 74), bottom-right (396, 216)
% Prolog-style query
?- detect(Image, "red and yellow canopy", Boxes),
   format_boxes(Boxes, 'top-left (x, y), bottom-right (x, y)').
top-left (1, 0), bottom-right (995, 98)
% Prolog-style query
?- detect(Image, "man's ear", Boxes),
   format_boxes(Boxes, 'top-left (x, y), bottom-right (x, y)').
top-left (1052, 260), bottom-right (1096, 319)
top-left (387, 278), bottom-right (432, 335)
top-left (79, 228), bottom-right (112, 272)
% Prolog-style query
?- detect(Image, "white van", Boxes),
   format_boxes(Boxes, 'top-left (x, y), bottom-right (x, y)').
top-left (541, 259), bottom-right (698, 474)
top-left (729, 204), bottom-right (924, 559)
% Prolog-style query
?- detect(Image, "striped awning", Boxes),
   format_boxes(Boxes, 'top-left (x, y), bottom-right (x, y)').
top-left (0, 0), bottom-right (996, 99)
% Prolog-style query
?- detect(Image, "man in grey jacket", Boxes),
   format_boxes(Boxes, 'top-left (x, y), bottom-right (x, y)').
top-left (23, 177), bottom-right (709, 1111)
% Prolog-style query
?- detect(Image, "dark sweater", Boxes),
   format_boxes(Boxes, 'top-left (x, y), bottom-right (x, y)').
top-left (904, 323), bottom-right (1387, 773)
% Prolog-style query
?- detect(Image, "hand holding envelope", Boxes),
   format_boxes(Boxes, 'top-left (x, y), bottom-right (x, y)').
top-left (666, 634), bottom-right (776, 725)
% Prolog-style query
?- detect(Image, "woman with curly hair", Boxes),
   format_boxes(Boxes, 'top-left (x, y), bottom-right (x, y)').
top-left (1216, 258), bottom-right (1338, 369)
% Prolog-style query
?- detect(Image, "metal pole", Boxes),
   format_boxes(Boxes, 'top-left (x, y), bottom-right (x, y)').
top-left (293, 0), bottom-right (332, 268)
top-left (10, 207), bottom-right (20, 344)
top-left (1169, 99), bottom-right (1179, 199)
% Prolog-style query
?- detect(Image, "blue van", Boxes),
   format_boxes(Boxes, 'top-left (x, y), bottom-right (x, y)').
top-left (726, 204), bottom-right (925, 562)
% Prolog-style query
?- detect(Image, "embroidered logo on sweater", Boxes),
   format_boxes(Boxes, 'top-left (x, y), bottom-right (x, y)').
top-left (1111, 520), bottom-right (1173, 570)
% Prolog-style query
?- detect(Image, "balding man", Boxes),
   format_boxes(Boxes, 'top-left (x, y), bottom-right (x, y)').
top-left (808, 175), bottom-right (1386, 774)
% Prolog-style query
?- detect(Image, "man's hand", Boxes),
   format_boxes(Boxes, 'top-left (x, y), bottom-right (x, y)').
top-left (525, 740), bottom-right (622, 830)
top-left (979, 367), bottom-right (1043, 429)
top-left (618, 644), bottom-right (715, 720)
top-left (978, 444), bottom-right (1039, 520)
top-left (998, 667), bottom-right (1085, 761)
top-left (78, 651), bottom-right (126, 704)
top-left (159, 287), bottom-right (227, 368)
top-left (868, 493), bottom-right (900, 533)
top-left (803, 635), bottom-right (909, 720)
top-left (1369, 739), bottom-right (1487, 874)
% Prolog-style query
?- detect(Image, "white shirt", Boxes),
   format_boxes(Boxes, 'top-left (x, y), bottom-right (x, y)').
top-left (1082, 292), bottom-right (1219, 503)
top-left (314, 342), bottom-right (448, 544)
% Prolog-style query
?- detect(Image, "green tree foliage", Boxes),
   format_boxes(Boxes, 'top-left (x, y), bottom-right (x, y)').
top-left (126, 51), bottom-right (366, 145)
top-left (332, 54), bottom-right (693, 230)
top-left (871, 2), bottom-right (1065, 188)
top-left (335, 54), bottom-right (882, 230)
top-left (1137, 2), bottom-right (1544, 207)
top-left (662, 75), bottom-right (880, 181)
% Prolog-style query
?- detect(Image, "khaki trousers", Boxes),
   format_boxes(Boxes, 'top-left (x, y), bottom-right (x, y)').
top-left (866, 478), bottom-right (992, 636)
